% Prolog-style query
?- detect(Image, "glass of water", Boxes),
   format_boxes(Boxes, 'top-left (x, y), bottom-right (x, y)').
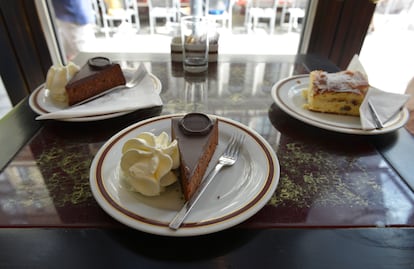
top-left (181, 16), bottom-right (209, 73)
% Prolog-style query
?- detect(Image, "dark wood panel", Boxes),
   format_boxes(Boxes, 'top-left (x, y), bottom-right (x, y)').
top-left (0, 7), bottom-right (28, 105)
top-left (23, 0), bottom-right (53, 74)
top-left (331, 0), bottom-right (376, 68)
top-left (307, 0), bottom-right (343, 57)
top-left (0, 0), bottom-right (52, 105)
top-left (307, 0), bottom-right (376, 69)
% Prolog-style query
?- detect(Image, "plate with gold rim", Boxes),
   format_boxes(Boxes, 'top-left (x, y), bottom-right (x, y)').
top-left (89, 114), bottom-right (280, 236)
top-left (28, 72), bottom-right (162, 122)
top-left (271, 75), bottom-right (409, 135)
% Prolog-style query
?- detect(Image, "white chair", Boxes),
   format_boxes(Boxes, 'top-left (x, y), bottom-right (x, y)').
top-left (207, 0), bottom-right (235, 32)
top-left (125, 0), bottom-right (140, 31)
top-left (287, 7), bottom-right (305, 32)
top-left (280, 0), bottom-right (307, 32)
top-left (91, 0), bottom-right (103, 29)
top-left (97, 0), bottom-right (140, 37)
top-left (245, 0), bottom-right (278, 34)
top-left (147, 0), bottom-right (181, 34)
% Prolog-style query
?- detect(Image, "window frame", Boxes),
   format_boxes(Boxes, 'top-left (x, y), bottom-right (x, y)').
top-left (0, 0), bottom-right (376, 106)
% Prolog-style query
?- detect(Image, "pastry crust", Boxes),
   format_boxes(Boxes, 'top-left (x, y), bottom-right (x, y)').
top-left (303, 70), bottom-right (369, 116)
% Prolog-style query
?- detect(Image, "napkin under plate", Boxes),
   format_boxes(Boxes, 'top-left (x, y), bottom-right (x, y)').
top-left (36, 70), bottom-right (163, 120)
top-left (360, 87), bottom-right (410, 130)
top-left (347, 54), bottom-right (410, 130)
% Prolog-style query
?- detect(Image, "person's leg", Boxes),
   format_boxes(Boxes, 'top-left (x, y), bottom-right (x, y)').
top-left (56, 19), bottom-right (95, 61)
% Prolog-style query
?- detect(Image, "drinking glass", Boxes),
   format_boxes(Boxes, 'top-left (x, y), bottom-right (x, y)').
top-left (181, 16), bottom-right (209, 73)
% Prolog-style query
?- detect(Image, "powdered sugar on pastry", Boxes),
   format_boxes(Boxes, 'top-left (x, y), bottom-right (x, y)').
top-left (313, 70), bottom-right (369, 94)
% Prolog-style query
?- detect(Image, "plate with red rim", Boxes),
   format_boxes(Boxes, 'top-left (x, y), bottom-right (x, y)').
top-left (89, 114), bottom-right (280, 236)
top-left (28, 72), bottom-right (161, 122)
top-left (271, 75), bottom-right (409, 135)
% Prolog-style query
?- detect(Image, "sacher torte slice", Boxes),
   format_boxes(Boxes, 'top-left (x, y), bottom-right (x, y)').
top-left (65, 56), bottom-right (126, 106)
top-left (171, 113), bottom-right (219, 201)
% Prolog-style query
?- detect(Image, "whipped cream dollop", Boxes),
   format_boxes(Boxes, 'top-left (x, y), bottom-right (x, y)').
top-left (45, 62), bottom-right (80, 104)
top-left (120, 132), bottom-right (180, 196)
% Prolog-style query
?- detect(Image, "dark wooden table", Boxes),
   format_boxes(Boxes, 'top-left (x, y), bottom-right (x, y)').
top-left (1, 53), bottom-right (413, 268)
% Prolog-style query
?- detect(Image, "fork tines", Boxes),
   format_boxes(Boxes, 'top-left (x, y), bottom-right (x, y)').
top-left (225, 134), bottom-right (244, 158)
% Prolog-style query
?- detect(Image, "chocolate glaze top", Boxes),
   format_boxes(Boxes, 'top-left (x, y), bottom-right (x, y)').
top-left (171, 114), bottom-right (218, 177)
top-left (67, 58), bottom-right (120, 87)
top-left (88, 57), bottom-right (112, 70)
top-left (179, 113), bottom-right (213, 136)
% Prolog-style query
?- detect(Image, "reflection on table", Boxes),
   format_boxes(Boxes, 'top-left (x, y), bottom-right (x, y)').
top-left (1, 54), bottom-right (413, 230)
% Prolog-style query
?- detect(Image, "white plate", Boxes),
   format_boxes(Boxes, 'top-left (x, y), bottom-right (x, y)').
top-left (89, 114), bottom-right (280, 236)
top-left (271, 75), bottom-right (410, 135)
top-left (29, 72), bottom-right (162, 122)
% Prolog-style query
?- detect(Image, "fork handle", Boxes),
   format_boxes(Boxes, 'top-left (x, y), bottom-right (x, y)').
top-left (169, 163), bottom-right (225, 230)
top-left (368, 100), bottom-right (384, 129)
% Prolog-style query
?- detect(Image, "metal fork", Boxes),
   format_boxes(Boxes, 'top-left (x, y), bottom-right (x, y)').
top-left (169, 134), bottom-right (244, 230)
top-left (124, 64), bottom-right (148, 89)
top-left (368, 100), bottom-right (384, 129)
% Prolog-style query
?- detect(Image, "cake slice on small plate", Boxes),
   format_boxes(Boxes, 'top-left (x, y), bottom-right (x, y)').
top-left (65, 57), bottom-right (126, 106)
top-left (171, 113), bottom-right (219, 201)
top-left (303, 70), bottom-right (369, 116)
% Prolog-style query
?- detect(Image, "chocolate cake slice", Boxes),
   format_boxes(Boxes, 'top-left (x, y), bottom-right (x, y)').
top-left (171, 113), bottom-right (219, 201)
top-left (65, 57), bottom-right (126, 105)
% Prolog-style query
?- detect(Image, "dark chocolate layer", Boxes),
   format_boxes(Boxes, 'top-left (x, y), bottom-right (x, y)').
top-left (65, 58), bottom-right (126, 105)
top-left (171, 113), bottom-right (219, 200)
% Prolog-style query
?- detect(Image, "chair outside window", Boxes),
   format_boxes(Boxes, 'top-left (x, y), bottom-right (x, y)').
top-left (96, 0), bottom-right (140, 37)
top-left (245, 0), bottom-right (279, 34)
top-left (148, 0), bottom-right (181, 34)
top-left (208, 0), bottom-right (235, 32)
top-left (280, 0), bottom-right (308, 32)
